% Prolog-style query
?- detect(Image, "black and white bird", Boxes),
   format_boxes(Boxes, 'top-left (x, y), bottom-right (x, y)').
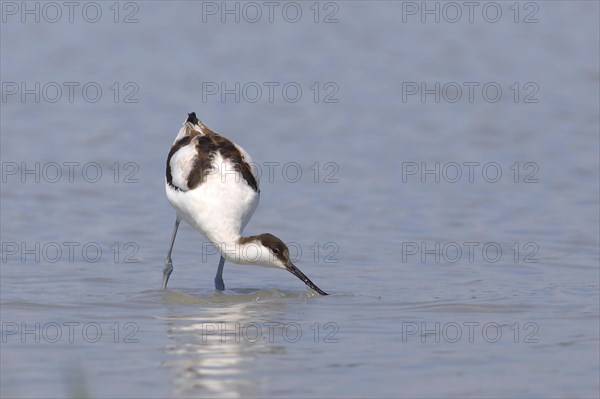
top-left (163, 112), bottom-right (328, 295)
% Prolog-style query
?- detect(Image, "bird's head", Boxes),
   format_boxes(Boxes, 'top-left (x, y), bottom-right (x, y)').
top-left (242, 233), bottom-right (328, 295)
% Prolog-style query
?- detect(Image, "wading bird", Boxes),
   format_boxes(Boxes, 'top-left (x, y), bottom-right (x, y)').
top-left (163, 113), bottom-right (328, 295)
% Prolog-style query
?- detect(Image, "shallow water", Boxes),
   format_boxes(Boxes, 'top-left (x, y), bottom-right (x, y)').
top-left (1, 1), bottom-right (599, 398)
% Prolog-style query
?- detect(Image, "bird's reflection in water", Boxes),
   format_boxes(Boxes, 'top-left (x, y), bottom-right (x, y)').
top-left (160, 288), bottom-right (313, 398)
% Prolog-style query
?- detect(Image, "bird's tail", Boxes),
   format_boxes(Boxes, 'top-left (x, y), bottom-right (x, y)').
top-left (172, 112), bottom-right (215, 144)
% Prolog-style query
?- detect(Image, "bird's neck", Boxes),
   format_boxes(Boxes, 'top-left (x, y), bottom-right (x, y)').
top-left (210, 235), bottom-right (262, 265)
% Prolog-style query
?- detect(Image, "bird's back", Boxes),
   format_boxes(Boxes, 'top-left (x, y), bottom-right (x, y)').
top-left (165, 118), bottom-right (260, 244)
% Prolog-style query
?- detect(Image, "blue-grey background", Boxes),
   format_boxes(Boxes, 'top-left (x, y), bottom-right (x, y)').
top-left (1, 1), bottom-right (599, 398)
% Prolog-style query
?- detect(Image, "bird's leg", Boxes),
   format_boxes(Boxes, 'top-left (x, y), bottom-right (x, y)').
top-left (214, 255), bottom-right (225, 291)
top-left (163, 217), bottom-right (181, 289)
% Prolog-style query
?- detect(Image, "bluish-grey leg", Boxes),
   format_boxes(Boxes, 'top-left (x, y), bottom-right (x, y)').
top-left (214, 255), bottom-right (225, 291)
top-left (163, 217), bottom-right (181, 289)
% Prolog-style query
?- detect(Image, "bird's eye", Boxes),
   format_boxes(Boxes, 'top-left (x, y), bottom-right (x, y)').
top-left (272, 248), bottom-right (280, 254)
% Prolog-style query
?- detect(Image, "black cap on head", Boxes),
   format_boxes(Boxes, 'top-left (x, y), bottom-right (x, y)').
top-left (187, 112), bottom-right (199, 125)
